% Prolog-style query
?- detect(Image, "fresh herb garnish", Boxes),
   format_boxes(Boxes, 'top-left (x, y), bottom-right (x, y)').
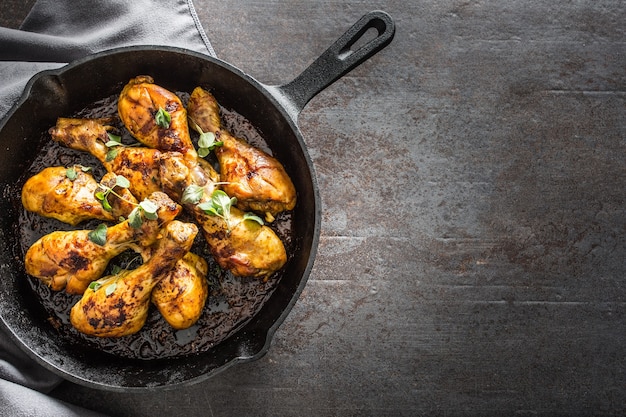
top-left (197, 131), bottom-right (223, 157)
top-left (65, 167), bottom-right (78, 181)
top-left (105, 132), bottom-right (122, 161)
top-left (95, 174), bottom-right (130, 212)
top-left (155, 107), bottom-right (171, 128)
top-left (181, 184), bottom-right (205, 205)
top-left (94, 176), bottom-right (157, 228)
top-left (105, 132), bottom-right (122, 147)
top-left (88, 274), bottom-right (121, 296)
top-left (105, 281), bottom-right (117, 296)
top-left (198, 189), bottom-right (237, 230)
top-left (88, 280), bottom-right (102, 292)
top-left (127, 198), bottom-right (158, 228)
top-left (65, 165), bottom-right (91, 181)
top-left (189, 118), bottom-right (223, 157)
top-left (88, 223), bottom-right (108, 246)
top-left (243, 212), bottom-right (264, 226)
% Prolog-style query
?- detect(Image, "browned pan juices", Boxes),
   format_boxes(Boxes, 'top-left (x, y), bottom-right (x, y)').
top-left (12, 91), bottom-right (293, 359)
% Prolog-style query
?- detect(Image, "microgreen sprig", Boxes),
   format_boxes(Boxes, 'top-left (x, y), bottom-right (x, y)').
top-left (95, 174), bottom-right (130, 212)
top-left (197, 190), bottom-right (237, 230)
top-left (128, 199), bottom-right (158, 228)
top-left (188, 119), bottom-right (223, 158)
top-left (88, 274), bottom-right (120, 296)
top-left (182, 186), bottom-right (264, 231)
top-left (105, 132), bottom-right (122, 162)
top-left (155, 107), bottom-right (171, 129)
top-left (65, 165), bottom-right (92, 181)
top-left (94, 174), bottom-right (158, 228)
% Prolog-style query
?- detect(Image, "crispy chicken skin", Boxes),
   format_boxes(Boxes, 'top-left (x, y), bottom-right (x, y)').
top-left (70, 220), bottom-right (198, 338)
top-left (24, 192), bottom-right (181, 294)
top-left (160, 152), bottom-right (287, 278)
top-left (24, 170), bottom-right (209, 328)
top-left (151, 252), bottom-right (209, 330)
top-left (187, 87), bottom-right (297, 218)
top-left (49, 117), bottom-right (164, 200)
top-left (193, 205), bottom-right (287, 277)
top-left (118, 75), bottom-right (197, 161)
top-left (48, 117), bottom-right (114, 158)
top-left (21, 165), bottom-right (116, 226)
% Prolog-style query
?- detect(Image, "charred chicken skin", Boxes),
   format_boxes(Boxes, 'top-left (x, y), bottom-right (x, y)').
top-left (21, 165), bottom-right (116, 226)
top-left (23, 169), bottom-right (209, 330)
top-left (24, 192), bottom-right (181, 294)
top-left (118, 75), bottom-right (197, 161)
top-left (151, 252), bottom-right (209, 330)
top-left (160, 152), bottom-right (287, 278)
top-left (70, 220), bottom-right (198, 337)
top-left (49, 117), bottom-right (164, 200)
top-left (187, 87), bottom-right (297, 219)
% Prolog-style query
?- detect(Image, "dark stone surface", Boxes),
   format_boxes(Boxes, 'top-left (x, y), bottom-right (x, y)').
top-left (3, 0), bottom-right (626, 415)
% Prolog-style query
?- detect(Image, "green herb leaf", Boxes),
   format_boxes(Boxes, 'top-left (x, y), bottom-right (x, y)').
top-left (102, 197), bottom-right (113, 211)
top-left (198, 132), bottom-right (215, 148)
top-left (199, 190), bottom-right (237, 230)
top-left (106, 132), bottom-right (122, 145)
top-left (88, 223), bottom-right (108, 246)
top-left (243, 212), bottom-right (264, 225)
top-left (106, 148), bottom-right (118, 162)
top-left (105, 281), bottom-right (117, 296)
top-left (197, 147), bottom-right (211, 158)
top-left (197, 131), bottom-right (223, 158)
top-left (80, 165), bottom-right (92, 172)
top-left (128, 207), bottom-right (143, 228)
top-left (88, 281), bottom-right (102, 291)
top-left (139, 200), bottom-right (158, 220)
top-left (155, 107), bottom-right (171, 128)
top-left (197, 202), bottom-right (219, 216)
top-left (115, 175), bottom-right (130, 189)
top-left (181, 184), bottom-right (204, 204)
top-left (65, 167), bottom-right (77, 181)
top-left (212, 190), bottom-right (237, 213)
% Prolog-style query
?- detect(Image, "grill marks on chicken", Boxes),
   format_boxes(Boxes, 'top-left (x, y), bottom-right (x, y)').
top-left (70, 220), bottom-right (198, 337)
top-left (187, 87), bottom-right (296, 218)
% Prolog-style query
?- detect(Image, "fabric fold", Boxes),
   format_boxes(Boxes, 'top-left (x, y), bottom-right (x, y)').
top-left (0, 0), bottom-right (215, 120)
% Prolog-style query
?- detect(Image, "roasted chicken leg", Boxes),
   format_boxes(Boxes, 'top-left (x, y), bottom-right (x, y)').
top-left (118, 75), bottom-right (197, 161)
top-left (187, 87), bottom-right (297, 218)
top-left (49, 117), bottom-right (164, 200)
top-left (21, 165), bottom-right (116, 226)
top-left (151, 252), bottom-right (209, 330)
top-left (70, 220), bottom-right (198, 337)
top-left (25, 192), bottom-right (181, 294)
top-left (160, 152), bottom-right (287, 278)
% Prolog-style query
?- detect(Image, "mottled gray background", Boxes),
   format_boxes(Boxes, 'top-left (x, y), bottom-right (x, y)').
top-left (2, 1), bottom-right (625, 415)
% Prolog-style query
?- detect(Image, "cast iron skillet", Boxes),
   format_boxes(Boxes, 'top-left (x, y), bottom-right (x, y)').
top-left (0, 11), bottom-right (394, 390)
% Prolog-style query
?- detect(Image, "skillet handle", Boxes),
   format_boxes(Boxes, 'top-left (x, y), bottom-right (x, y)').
top-left (270, 10), bottom-right (395, 121)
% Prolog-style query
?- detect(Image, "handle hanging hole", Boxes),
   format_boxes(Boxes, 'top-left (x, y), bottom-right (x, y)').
top-left (338, 17), bottom-right (389, 60)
